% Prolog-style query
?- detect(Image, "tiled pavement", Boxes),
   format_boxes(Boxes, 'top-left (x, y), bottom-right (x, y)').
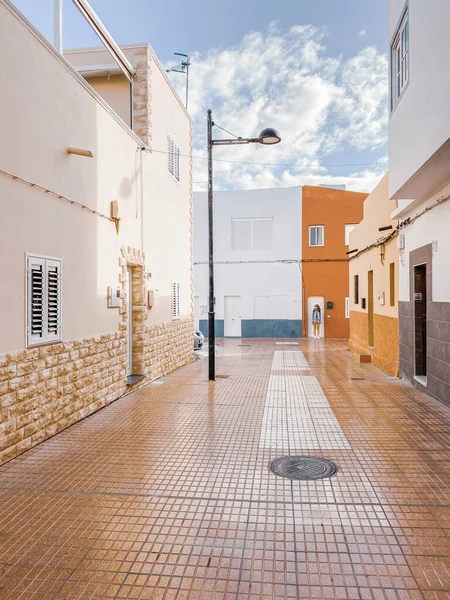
top-left (1, 339), bottom-right (450, 599)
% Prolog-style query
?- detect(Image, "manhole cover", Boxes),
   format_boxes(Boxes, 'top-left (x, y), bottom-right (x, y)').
top-left (269, 456), bottom-right (337, 481)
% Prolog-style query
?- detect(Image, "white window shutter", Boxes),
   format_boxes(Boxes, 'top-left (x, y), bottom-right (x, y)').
top-left (172, 280), bottom-right (180, 319)
top-left (27, 256), bottom-right (45, 346)
top-left (27, 255), bottom-right (62, 347)
top-left (167, 133), bottom-right (180, 182)
top-left (46, 259), bottom-right (62, 341)
top-left (175, 145), bottom-right (180, 181)
top-left (167, 134), bottom-right (172, 173)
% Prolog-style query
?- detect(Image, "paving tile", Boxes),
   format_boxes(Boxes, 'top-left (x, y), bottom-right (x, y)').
top-left (0, 339), bottom-right (450, 598)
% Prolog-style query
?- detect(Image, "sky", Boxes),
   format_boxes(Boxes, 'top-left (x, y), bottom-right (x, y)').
top-left (14, 0), bottom-right (389, 193)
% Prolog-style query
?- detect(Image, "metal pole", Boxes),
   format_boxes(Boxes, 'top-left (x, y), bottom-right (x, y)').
top-left (207, 109), bottom-right (215, 381)
top-left (54, 0), bottom-right (63, 53)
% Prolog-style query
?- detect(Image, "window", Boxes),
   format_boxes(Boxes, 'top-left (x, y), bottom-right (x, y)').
top-left (345, 297), bottom-right (350, 319)
top-left (171, 280), bottom-right (180, 319)
top-left (354, 275), bottom-right (359, 304)
top-left (26, 254), bottom-right (62, 347)
top-left (309, 225), bottom-right (324, 247)
top-left (390, 263), bottom-right (395, 306)
top-left (167, 133), bottom-right (180, 181)
top-left (391, 9), bottom-right (409, 109)
top-left (231, 218), bottom-right (273, 251)
top-left (345, 224), bottom-right (357, 246)
top-left (254, 296), bottom-right (287, 319)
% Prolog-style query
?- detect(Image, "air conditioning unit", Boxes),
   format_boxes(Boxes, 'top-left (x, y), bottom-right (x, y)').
top-left (398, 234), bottom-right (405, 251)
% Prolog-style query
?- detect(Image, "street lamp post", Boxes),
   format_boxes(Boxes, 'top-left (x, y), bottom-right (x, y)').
top-left (206, 109), bottom-right (281, 381)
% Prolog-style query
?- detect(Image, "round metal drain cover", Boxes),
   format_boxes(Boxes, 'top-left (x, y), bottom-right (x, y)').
top-left (269, 456), bottom-right (337, 481)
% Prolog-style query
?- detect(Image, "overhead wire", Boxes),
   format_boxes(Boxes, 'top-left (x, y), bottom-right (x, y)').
top-left (143, 146), bottom-right (386, 169)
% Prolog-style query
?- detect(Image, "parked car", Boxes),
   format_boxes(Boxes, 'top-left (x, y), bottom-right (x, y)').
top-left (194, 330), bottom-right (204, 350)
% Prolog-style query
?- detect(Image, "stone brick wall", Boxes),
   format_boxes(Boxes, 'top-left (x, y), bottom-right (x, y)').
top-left (145, 317), bottom-right (194, 381)
top-left (133, 47), bottom-right (152, 147)
top-left (0, 317), bottom-right (194, 466)
top-left (0, 331), bottom-right (127, 466)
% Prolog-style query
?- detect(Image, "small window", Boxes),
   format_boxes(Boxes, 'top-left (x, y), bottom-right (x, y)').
top-left (232, 219), bottom-right (252, 251)
top-left (390, 263), bottom-right (395, 306)
top-left (309, 225), bottom-right (324, 247)
top-left (171, 280), bottom-right (180, 319)
top-left (26, 254), bottom-right (62, 347)
top-left (167, 133), bottom-right (180, 181)
top-left (391, 9), bottom-right (409, 110)
top-left (232, 218), bottom-right (273, 251)
top-left (354, 275), bottom-right (359, 304)
top-left (345, 224), bottom-right (357, 246)
top-left (345, 297), bottom-right (350, 319)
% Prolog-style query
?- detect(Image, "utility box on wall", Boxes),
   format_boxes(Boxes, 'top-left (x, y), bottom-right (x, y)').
top-left (107, 286), bottom-right (121, 308)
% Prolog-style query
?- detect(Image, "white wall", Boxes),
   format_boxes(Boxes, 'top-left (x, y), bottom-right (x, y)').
top-left (399, 183), bottom-right (450, 302)
top-left (389, 0), bottom-right (450, 199)
top-left (0, 1), bottom-right (191, 353)
top-left (194, 188), bottom-right (302, 323)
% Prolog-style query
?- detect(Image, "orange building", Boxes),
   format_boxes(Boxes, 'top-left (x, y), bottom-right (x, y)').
top-left (302, 186), bottom-right (367, 339)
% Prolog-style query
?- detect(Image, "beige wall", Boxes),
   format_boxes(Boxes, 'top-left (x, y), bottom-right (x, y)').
top-left (0, 1), bottom-right (192, 354)
top-left (85, 74), bottom-right (131, 125)
top-left (349, 174), bottom-right (399, 319)
top-left (348, 174), bottom-right (399, 375)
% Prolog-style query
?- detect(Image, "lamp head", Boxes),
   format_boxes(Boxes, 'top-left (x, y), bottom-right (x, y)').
top-left (258, 127), bottom-right (281, 145)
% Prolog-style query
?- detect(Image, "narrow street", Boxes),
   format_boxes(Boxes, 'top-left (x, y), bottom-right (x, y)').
top-left (1, 340), bottom-right (450, 599)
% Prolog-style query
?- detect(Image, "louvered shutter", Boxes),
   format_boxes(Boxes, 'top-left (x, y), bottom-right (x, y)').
top-left (172, 280), bottom-right (180, 319)
top-left (27, 255), bottom-right (62, 346)
top-left (27, 256), bottom-right (45, 346)
top-left (175, 145), bottom-right (180, 181)
top-left (167, 134), bottom-right (173, 176)
top-left (167, 133), bottom-right (180, 181)
top-left (46, 259), bottom-right (62, 341)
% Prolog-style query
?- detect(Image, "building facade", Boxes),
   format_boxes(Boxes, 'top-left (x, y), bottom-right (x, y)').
top-left (348, 175), bottom-right (399, 375)
top-left (194, 188), bottom-right (303, 338)
top-left (0, 1), bottom-right (193, 465)
top-left (302, 186), bottom-right (367, 339)
top-left (389, 0), bottom-right (450, 404)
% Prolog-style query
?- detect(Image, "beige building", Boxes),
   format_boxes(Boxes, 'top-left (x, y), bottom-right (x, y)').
top-left (348, 174), bottom-right (400, 376)
top-left (0, 1), bottom-right (193, 465)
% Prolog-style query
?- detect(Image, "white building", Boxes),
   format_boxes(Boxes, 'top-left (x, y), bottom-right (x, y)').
top-left (389, 0), bottom-right (450, 404)
top-left (194, 188), bottom-right (303, 338)
top-left (0, 0), bottom-right (193, 465)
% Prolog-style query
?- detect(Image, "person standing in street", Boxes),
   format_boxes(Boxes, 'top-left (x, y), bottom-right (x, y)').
top-left (312, 304), bottom-right (322, 339)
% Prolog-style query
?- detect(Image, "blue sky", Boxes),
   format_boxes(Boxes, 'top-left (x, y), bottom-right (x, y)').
top-left (14, 0), bottom-right (389, 192)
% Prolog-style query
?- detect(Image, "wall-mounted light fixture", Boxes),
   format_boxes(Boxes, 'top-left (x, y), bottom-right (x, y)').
top-left (67, 147), bottom-right (94, 158)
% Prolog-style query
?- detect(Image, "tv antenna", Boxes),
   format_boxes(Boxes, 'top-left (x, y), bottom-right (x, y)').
top-left (166, 53), bottom-right (191, 110)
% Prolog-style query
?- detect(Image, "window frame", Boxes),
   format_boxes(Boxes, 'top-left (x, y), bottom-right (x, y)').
top-left (231, 217), bottom-right (274, 252)
top-left (167, 131), bottom-right (180, 182)
top-left (354, 275), bottom-right (359, 305)
top-left (345, 297), bottom-right (350, 319)
top-left (171, 279), bottom-right (180, 320)
top-left (345, 224), bottom-right (357, 247)
top-left (390, 5), bottom-right (409, 112)
top-left (390, 262), bottom-right (396, 306)
top-left (26, 253), bottom-right (63, 348)
top-left (309, 225), bottom-right (325, 247)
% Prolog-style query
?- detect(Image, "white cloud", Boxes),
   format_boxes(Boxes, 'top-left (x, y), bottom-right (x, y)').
top-left (169, 24), bottom-right (388, 194)
top-left (358, 29), bottom-right (367, 37)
